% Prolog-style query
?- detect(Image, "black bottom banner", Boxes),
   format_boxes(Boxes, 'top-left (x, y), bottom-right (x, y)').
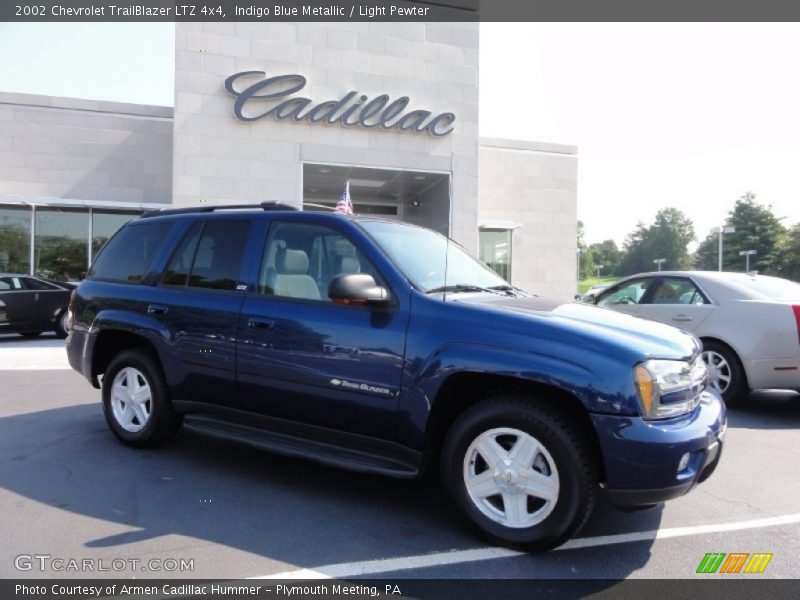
top-left (2, 579), bottom-right (798, 600)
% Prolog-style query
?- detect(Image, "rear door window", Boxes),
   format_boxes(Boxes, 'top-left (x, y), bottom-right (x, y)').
top-left (186, 220), bottom-right (251, 291)
top-left (162, 222), bottom-right (204, 286)
top-left (648, 278), bottom-right (708, 305)
top-left (88, 221), bottom-right (174, 283)
top-left (21, 277), bottom-right (60, 291)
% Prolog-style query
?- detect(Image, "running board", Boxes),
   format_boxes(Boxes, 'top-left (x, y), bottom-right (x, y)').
top-left (181, 412), bottom-right (421, 479)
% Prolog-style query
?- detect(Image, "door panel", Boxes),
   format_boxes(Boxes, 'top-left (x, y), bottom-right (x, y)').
top-left (22, 278), bottom-right (69, 330)
top-left (237, 298), bottom-right (406, 438)
top-left (153, 218), bottom-right (252, 407)
top-left (637, 277), bottom-right (715, 333)
top-left (236, 220), bottom-right (408, 440)
top-left (0, 277), bottom-right (34, 330)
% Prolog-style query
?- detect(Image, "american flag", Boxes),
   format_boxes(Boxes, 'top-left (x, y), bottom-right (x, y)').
top-left (335, 181), bottom-right (354, 214)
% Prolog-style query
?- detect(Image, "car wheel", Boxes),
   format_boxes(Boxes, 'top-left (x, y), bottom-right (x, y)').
top-left (102, 349), bottom-right (183, 448)
top-left (54, 311), bottom-right (70, 339)
top-left (20, 332), bottom-right (42, 338)
top-left (701, 341), bottom-right (748, 405)
top-left (440, 395), bottom-right (597, 551)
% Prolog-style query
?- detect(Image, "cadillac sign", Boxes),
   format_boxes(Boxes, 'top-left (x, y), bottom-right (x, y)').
top-left (224, 71), bottom-right (456, 137)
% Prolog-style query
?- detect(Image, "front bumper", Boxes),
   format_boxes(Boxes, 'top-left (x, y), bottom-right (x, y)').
top-left (592, 389), bottom-right (726, 507)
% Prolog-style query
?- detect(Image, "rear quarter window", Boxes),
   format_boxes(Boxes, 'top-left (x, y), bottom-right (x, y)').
top-left (89, 220), bottom-right (173, 283)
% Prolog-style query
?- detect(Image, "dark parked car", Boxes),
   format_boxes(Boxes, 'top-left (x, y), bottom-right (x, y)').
top-left (0, 274), bottom-right (73, 338)
top-left (67, 203), bottom-right (725, 551)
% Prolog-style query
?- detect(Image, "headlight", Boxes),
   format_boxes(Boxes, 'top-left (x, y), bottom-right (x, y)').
top-left (634, 358), bottom-right (707, 420)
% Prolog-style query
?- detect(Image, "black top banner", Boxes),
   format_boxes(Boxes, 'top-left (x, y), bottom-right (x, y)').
top-left (4, 0), bottom-right (800, 22)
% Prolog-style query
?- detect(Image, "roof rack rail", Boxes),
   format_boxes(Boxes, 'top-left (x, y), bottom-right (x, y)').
top-left (141, 201), bottom-right (298, 218)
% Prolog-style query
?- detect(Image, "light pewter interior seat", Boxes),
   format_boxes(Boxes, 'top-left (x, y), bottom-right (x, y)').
top-left (272, 248), bottom-right (321, 300)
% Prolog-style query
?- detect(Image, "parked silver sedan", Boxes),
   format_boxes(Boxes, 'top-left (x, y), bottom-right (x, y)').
top-left (591, 271), bottom-right (800, 403)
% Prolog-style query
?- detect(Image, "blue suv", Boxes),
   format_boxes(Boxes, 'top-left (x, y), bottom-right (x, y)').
top-left (66, 203), bottom-right (725, 551)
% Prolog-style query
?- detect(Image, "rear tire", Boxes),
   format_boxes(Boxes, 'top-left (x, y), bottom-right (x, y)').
top-left (701, 341), bottom-right (748, 405)
top-left (440, 395), bottom-right (597, 551)
top-left (102, 349), bottom-right (182, 448)
top-left (54, 311), bottom-right (70, 339)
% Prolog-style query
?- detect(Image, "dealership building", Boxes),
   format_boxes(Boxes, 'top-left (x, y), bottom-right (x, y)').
top-left (0, 23), bottom-right (578, 298)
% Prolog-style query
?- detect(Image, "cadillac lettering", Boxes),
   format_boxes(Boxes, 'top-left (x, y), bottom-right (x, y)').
top-left (224, 71), bottom-right (456, 137)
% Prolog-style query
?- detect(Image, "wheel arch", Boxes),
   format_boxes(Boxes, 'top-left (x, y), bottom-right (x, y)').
top-left (423, 372), bottom-right (607, 483)
top-left (698, 335), bottom-right (749, 387)
top-left (91, 329), bottom-right (162, 387)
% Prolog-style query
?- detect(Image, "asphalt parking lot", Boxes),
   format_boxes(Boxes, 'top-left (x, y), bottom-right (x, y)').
top-left (1, 335), bottom-right (799, 580)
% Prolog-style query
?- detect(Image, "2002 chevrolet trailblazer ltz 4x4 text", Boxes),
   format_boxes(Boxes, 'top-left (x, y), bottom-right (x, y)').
top-left (66, 202), bottom-right (725, 551)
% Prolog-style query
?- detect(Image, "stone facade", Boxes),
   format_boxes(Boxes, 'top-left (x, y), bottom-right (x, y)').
top-left (173, 22), bottom-right (480, 250)
top-left (0, 92), bottom-right (172, 206)
top-left (478, 138), bottom-right (578, 300)
top-left (0, 23), bottom-right (578, 297)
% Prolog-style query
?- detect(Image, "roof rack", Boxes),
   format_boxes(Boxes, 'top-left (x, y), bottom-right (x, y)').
top-left (141, 201), bottom-right (299, 218)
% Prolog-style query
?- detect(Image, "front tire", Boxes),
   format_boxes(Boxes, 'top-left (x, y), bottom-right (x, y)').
top-left (440, 396), bottom-right (597, 551)
top-left (701, 341), bottom-right (748, 405)
top-left (102, 349), bottom-right (182, 448)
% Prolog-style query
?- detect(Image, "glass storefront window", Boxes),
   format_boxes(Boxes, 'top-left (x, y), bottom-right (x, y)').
top-left (92, 211), bottom-right (138, 262)
top-left (0, 206), bottom-right (31, 274)
top-left (479, 229), bottom-right (512, 282)
top-left (34, 208), bottom-right (89, 282)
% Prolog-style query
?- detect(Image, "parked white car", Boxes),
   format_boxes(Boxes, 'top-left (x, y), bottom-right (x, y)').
top-left (580, 283), bottom-right (613, 303)
top-left (591, 271), bottom-right (800, 403)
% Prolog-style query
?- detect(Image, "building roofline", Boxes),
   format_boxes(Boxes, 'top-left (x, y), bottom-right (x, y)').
top-left (479, 136), bottom-right (577, 156)
top-left (0, 91), bottom-right (173, 120)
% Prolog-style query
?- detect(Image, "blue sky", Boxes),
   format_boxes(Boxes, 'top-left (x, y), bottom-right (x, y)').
top-left (2, 23), bottom-right (800, 246)
top-left (0, 23), bottom-right (175, 105)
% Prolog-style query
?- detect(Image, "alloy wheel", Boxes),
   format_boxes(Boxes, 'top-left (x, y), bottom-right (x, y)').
top-left (463, 427), bottom-right (560, 529)
top-left (701, 350), bottom-right (731, 394)
top-left (110, 367), bottom-right (152, 433)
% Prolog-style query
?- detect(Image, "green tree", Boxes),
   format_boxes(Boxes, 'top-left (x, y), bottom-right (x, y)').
top-left (694, 192), bottom-right (785, 273)
top-left (770, 223), bottom-right (800, 282)
top-left (577, 220), bottom-right (596, 279)
top-left (619, 208), bottom-right (695, 275)
top-left (588, 239), bottom-right (622, 276)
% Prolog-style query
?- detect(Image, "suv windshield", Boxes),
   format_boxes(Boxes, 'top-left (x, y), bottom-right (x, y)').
top-left (359, 220), bottom-right (511, 293)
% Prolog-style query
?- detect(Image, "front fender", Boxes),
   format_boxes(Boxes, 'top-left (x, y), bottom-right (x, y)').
top-left (397, 342), bottom-right (639, 450)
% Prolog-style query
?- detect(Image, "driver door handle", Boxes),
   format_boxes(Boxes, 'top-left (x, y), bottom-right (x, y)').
top-left (248, 317), bottom-right (275, 330)
top-left (672, 314), bottom-right (693, 322)
top-left (147, 304), bottom-right (169, 316)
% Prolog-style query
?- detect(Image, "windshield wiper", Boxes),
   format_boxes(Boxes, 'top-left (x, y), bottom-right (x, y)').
top-left (487, 284), bottom-right (527, 296)
top-left (426, 284), bottom-right (504, 295)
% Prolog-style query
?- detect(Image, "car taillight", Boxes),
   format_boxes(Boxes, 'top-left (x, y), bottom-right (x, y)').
top-left (793, 305), bottom-right (800, 344)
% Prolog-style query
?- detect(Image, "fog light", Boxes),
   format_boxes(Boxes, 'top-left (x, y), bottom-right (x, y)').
top-left (678, 452), bottom-right (691, 472)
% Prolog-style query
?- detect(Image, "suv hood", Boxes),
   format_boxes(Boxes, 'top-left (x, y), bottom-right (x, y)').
top-left (455, 294), bottom-right (700, 361)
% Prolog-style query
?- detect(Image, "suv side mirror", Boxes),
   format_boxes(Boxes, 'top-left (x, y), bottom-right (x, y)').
top-left (329, 273), bottom-right (389, 306)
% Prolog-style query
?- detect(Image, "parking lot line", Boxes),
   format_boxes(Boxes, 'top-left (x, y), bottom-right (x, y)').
top-left (252, 512), bottom-right (800, 579)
